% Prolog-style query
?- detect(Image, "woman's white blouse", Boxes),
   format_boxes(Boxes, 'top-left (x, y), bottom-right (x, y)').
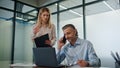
top-left (32, 24), bottom-right (56, 46)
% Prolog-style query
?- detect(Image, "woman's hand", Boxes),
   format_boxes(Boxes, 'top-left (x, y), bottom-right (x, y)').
top-left (45, 40), bottom-right (51, 45)
top-left (33, 24), bottom-right (40, 34)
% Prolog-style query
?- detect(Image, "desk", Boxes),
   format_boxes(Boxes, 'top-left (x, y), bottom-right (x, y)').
top-left (10, 66), bottom-right (110, 68)
top-left (10, 63), bottom-right (110, 68)
top-left (0, 61), bottom-right (110, 68)
top-left (10, 63), bottom-right (111, 68)
top-left (10, 64), bottom-right (110, 68)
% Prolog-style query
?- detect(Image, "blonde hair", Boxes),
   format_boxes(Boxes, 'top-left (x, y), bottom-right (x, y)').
top-left (36, 7), bottom-right (52, 28)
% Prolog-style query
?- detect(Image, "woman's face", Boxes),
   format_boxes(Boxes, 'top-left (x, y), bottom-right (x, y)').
top-left (40, 11), bottom-right (50, 24)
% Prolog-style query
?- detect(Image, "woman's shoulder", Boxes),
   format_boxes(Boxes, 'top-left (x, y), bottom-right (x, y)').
top-left (50, 23), bottom-right (55, 28)
top-left (51, 23), bottom-right (55, 26)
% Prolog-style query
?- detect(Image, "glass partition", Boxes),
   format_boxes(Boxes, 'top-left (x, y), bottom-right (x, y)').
top-left (59, 0), bottom-right (83, 64)
top-left (0, 0), bottom-right (14, 10)
top-left (14, 3), bottom-right (37, 63)
top-left (0, 9), bottom-right (13, 67)
top-left (47, 4), bottom-right (58, 50)
top-left (59, 0), bottom-right (83, 39)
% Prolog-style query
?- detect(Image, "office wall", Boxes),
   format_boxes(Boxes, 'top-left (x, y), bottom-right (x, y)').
top-left (86, 10), bottom-right (120, 68)
top-left (59, 18), bottom-right (84, 39)
top-left (59, 10), bottom-right (120, 68)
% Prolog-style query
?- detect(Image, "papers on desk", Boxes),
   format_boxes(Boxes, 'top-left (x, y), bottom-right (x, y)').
top-left (10, 63), bottom-right (36, 67)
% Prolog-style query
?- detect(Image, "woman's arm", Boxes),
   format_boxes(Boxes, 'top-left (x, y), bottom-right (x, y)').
top-left (50, 24), bottom-right (56, 46)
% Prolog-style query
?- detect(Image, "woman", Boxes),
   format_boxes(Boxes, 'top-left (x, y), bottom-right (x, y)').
top-left (32, 7), bottom-right (56, 46)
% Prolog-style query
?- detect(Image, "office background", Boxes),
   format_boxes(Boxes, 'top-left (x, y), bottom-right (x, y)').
top-left (0, 0), bottom-right (120, 68)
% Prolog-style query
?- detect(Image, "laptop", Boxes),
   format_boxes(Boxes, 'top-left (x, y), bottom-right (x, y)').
top-left (34, 34), bottom-right (51, 47)
top-left (33, 47), bottom-right (66, 68)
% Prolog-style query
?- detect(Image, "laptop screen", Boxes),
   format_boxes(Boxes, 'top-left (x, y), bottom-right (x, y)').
top-left (33, 47), bottom-right (58, 67)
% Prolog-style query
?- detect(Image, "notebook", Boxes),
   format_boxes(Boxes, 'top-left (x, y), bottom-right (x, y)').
top-left (33, 47), bottom-right (66, 67)
top-left (34, 34), bottom-right (51, 47)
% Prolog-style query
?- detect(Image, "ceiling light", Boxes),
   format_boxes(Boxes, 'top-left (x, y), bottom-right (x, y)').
top-left (103, 1), bottom-right (120, 14)
top-left (103, 1), bottom-right (115, 11)
top-left (55, 3), bottom-right (82, 16)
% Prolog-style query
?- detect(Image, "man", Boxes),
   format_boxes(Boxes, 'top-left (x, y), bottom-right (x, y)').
top-left (57, 24), bottom-right (100, 67)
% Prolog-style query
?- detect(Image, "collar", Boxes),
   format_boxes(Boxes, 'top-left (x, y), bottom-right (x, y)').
top-left (68, 38), bottom-right (81, 47)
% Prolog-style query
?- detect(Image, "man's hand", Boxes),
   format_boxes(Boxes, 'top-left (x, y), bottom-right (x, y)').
top-left (58, 37), bottom-right (65, 50)
top-left (77, 60), bottom-right (89, 67)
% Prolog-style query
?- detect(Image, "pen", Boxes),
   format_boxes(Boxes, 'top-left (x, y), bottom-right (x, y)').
top-left (111, 51), bottom-right (118, 62)
top-left (111, 51), bottom-right (120, 65)
top-left (116, 52), bottom-right (120, 61)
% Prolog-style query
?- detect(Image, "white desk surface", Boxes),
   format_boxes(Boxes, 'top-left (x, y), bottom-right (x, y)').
top-left (10, 63), bottom-right (110, 68)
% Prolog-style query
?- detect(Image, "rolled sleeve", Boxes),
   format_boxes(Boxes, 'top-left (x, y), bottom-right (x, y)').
top-left (87, 42), bottom-right (100, 67)
top-left (57, 49), bottom-right (66, 64)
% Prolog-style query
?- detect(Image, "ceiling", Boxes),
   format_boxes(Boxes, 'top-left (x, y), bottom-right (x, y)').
top-left (21, 0), bottom-right (120, 21)
top-left (0, 0), bottom-right (120, 22)
top-left (51, 0), bottom-right (120, 21)
top-left (17, 0), bottom-right (59, 7)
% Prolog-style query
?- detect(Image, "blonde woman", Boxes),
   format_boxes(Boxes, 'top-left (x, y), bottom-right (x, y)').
top-left (32, 7), bottom-right (56, 47)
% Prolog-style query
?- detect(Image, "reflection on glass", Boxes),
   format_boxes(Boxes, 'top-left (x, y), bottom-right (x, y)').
top-left (0, 0), bottom-right (14, 10)
top-left (14, 3), bottom-right (37, 63)
top-left (0, 9), bottom-right (13, 62)
top-left (47, 4), bottom-right (57, 13)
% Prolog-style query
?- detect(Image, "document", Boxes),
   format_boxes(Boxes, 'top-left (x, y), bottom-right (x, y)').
top-left (34, 33), bottom-right (51, 47)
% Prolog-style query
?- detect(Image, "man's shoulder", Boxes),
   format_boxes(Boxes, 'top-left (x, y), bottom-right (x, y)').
top-left (78, 38), bottom-right (91, 43)
top-left (77, 38), bottom-right (93, 46)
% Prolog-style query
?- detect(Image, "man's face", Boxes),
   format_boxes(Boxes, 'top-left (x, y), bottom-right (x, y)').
top-left (63, 27), bottom-right (76, 42)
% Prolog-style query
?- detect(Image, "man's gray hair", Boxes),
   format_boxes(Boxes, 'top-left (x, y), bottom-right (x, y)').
top-left (62, 24), bottom-right (78, 36)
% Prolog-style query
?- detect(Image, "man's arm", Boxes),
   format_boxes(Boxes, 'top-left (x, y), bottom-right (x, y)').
top-left (77, 41), bottom-right (100, 67)
top-left (57, 37), bottom-right (66, 64)
top-left (87, 41), bottom-right (100, 67)
top-left (57, 50), bottom-right (66, 64)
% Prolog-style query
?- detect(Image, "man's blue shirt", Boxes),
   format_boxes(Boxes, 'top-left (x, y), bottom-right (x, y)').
top-left (57, 38), bottom-right (100, 67)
